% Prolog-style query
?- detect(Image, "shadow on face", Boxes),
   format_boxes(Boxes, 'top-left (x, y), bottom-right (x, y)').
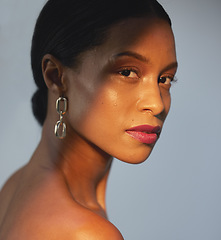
top-left (62, 17), bottom-right (177, 164)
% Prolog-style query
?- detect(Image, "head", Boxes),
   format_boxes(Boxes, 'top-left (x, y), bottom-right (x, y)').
top-left (31, 0), bottom-right (177, 163)
top-left (31, 0), bottom-right (172, 125)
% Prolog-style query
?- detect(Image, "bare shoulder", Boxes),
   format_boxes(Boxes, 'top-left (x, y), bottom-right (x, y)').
top-left (35, 173), bottom-right (124, 239)
top-left (70, 213), bottom-right (124, 240)
top-left (0, 165), bottom-right (124, 240)
top-left (0, 170), bottom-right (124, 240)
top-left (0, 167), bottom-right (23, 195)
top-left (0, 167), bottom-right (24, 220)
top-left (16, 198), bottom-right (124, 240)
top-left (35, 198), bottom-right (124, 240)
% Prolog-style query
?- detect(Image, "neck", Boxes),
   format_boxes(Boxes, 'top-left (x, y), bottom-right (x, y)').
top-left (33, 119), bottom-right (113, 217)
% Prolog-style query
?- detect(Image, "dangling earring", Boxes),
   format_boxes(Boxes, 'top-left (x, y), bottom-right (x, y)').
top-left (54, 97), bottom-right (67, 139)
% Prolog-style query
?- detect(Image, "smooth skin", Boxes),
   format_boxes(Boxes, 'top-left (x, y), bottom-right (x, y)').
top-left (0, 17), bottom-right (177, 239)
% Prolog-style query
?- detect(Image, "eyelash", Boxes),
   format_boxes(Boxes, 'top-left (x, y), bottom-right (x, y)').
top-left (119, 68), bottom-right (177, 85)
top-left (158, 74), bottom-right (177, 85)
top-left (119, 68), bottom-right (139, 79)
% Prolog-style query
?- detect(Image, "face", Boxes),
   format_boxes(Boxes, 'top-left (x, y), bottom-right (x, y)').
top-left (64, 17), bottom-right (177, 164)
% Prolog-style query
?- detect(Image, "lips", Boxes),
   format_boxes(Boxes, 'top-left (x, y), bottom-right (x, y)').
top-left (126, 125), bottom-right (161, 144)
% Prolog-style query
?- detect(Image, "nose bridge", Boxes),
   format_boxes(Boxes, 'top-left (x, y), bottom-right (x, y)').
top-left (136, 80), bottom-right (164, 116)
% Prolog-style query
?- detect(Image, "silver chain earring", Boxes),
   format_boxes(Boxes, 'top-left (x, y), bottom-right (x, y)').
top-left (54, 97), bottom-right (67, 139)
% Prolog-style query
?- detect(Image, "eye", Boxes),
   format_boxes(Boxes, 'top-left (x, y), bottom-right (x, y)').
top-left (158, 74), bottom-right (175, 85)
top-left (119, 69), bottom-right (138, 78)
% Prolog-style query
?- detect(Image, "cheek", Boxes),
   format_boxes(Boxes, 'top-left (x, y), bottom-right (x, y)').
top-left (66, 82), bottom-right (116, 138)
top-left (66, 72), bottom-right (106, 128)
top-left (78, 86), bottom-right (122, 133)
top-left (162, 90), bottom-right (171, 119)
top-left (70, 79), bottom-right (134, 147)
top-left (66, 87), bottom-right (92, 125)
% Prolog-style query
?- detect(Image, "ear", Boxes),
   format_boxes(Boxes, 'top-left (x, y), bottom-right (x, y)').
top-left (42, 54), bottom-right (67, 94)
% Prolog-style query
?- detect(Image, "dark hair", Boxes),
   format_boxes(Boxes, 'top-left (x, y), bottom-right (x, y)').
top-left (31, 0), bottom-right (171, 126)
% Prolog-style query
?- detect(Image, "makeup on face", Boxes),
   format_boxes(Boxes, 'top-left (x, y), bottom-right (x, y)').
top-left (65, 17), bottom-right (177, 164)
top-left (126, 125), bottom-right (161, 144)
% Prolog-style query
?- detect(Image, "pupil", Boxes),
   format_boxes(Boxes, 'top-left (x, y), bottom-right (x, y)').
top-left (160, 77), bottom-right (166, 83)
top-left (122, 70), bottom-right (130, 76)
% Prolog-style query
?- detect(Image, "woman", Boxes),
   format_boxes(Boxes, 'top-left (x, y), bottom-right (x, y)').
top-left (0, 0), bottom-right (177, 239)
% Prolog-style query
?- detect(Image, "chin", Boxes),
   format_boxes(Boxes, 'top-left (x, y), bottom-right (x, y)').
top-left (114, 145), bottom-right (155, 165)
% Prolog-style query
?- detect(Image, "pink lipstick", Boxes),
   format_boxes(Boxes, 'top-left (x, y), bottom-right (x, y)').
top-left (126, 125), bottom-right (161, 144)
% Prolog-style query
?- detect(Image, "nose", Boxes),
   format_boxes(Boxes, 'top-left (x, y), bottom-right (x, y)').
top-left (136, 82), bottom-right (166, 117)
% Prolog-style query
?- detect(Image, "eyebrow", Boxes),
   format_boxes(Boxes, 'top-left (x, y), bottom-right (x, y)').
top-left (160, 61), bottom-right (178, 73)
top-left (112, 51), bottom-right (178, 72)
top-left (112, 51), bottom-right (149, 63)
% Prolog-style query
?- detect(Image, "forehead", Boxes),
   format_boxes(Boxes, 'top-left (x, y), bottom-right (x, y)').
top-left (76, 17), bottom-right (177, 74)
top-left (98, 17), bottom-right (176, 61)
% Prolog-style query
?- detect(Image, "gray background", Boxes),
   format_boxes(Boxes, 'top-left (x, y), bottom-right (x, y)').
top-left (0, 0), bottom-right (221, 239)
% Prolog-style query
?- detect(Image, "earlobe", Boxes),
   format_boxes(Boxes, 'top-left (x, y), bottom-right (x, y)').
top-left (42, 54), bottom-right (66, 94)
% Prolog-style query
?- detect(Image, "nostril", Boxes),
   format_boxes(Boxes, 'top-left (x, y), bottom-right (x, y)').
top-left (136, 82), bottom-right (169, 116)
top-left (136, 98), bottom-right (165, 116)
